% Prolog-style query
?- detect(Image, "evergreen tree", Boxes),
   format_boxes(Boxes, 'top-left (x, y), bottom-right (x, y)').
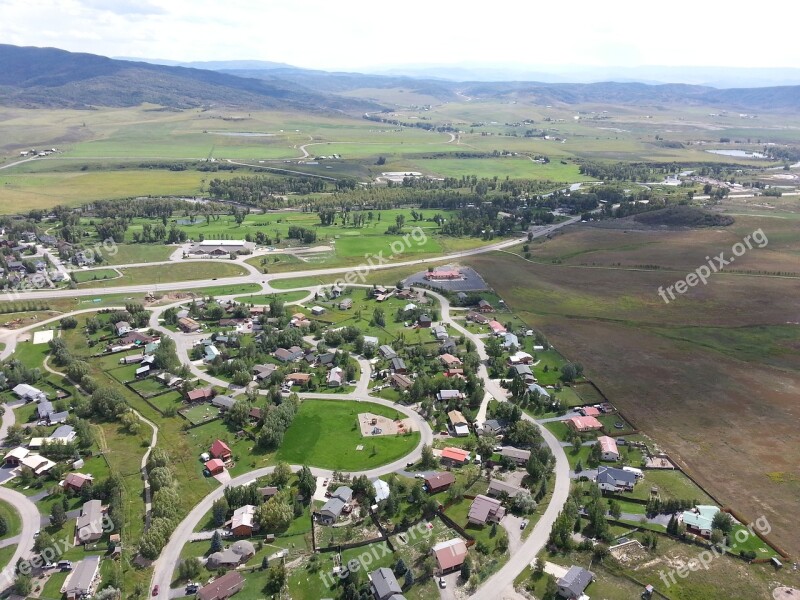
top-left (210, 530), bottom-right (223, 553)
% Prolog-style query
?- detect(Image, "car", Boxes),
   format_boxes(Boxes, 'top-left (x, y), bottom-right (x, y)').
top-left (322, 479), bottom-right (329, 486)
top-left (33, 530), bottom-right (40, 538)
top-left (520, 519), bottom-right (529, 529)
top-left (414, 473), bottom-right (425, 479)
top-left (152, 585), bottom-right (159, 596)
top-left (614, 422), bottom-right (625, 429)
top-left (439, 578), bottom-right (447, 589)
top-left (186, 584), bottom-right (198, 594)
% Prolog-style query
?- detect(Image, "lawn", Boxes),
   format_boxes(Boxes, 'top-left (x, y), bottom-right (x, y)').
top-left (275, 400), bottom-right (420, 470)
top-left (0, 499), bottom-right (22, 541)
top-left (76, 261), bottom-right (248, 288)
top-left (234, 290), bottom-right (310, 305)
top-left (71, 268), bottom-right (120, 283)
top-left (180, 403), bottom-right (221, 425)
top-left (101, 243), bottom-right (175, 266)
top-left (626, 470), bottom-right (716, 504)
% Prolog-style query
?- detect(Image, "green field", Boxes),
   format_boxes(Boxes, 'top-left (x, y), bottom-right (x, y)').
top-left (275, 400), bottom-right (419, 470)
top-left (76, 261), bottom-right (247, 288)
top-left (0, 499), bottom-right (21, 541)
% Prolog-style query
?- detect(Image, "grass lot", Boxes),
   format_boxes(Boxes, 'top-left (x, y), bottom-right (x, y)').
top-left (0, 499), bottom-right (22, 541)
top-left (234, 290), bottom-right (310, 305)
top-left (76, 261), bottom-right (247, 288)
top-left (71, 268), bottom-right (120, 283)
top-left (625, 470), bottom-right (716, 504)
top-left (275, 400), bottom-right (420, 470)
top-left (101, 243), bottom-right (174, 266)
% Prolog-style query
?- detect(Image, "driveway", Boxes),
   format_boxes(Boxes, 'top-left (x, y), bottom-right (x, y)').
top-left (501, 514), bottom-right (526, 555)
top-left (436, 572), bottom-right (460, 600)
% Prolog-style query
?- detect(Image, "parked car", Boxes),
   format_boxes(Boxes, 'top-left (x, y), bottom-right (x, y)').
top-left (152, 585), bottom-right (159, 596)
top-left (439, 578), bottom-right (447, 589)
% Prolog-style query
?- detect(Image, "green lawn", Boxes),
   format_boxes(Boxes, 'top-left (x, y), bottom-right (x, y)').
top-left (102, 243), bottom-right (174, 265)
top-left (234, 290), bottom-right (310, 305)
top-left (0, 499), bottom-right (22, 541)
top-left (76, 261), bottom-right (248, 288)
top-left (71, 268), bottom-right (120, 283)
top-left (275, 400), bottom-right (420, 470)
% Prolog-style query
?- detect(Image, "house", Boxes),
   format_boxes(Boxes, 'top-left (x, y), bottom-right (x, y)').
top-left (285, 372), bottom-right (311, 386)
top-left (468, 494), bottom-right (506, 525)
top-left (440, 447), bottom-right (470, 466)
top-left (339, 298), bottom-right (353, 310)
top-left (390, 357), bottom-right (407, 373)
top-left (316, 352), bottom-right (337, 367)
top-left (502, 333), bottom-right (519, 349)
top-left (566, 415), bottom-right (603, 432)
top-left (207, 540), bottom-right (256, 569)
top-left (37, 400), bottom-right (54, 420)
top-left (188, 239), bottom-right (255, 256)
top-left (448, 410), bottom-right (469, 437)
top-left (49, 425), bottom-right (77, 444)
top-left (327, 366), bottom-right (344, 387)
top-left (432, 325), bottom-right (448, 340)
top-left (248, 407), bottom-right (263, 422)
top-left (487, 479), bottom-right (524, 499)
top-left (432, 538), bottom-right (468, 574)
top-left (252, 364), bottom-right (277, 381)
top-left (177, 317), bottom-right (201, 333)
top-left (467, 311), bottom-right (490, 325)
top-left (204, 345), bottom-right (221, 362)
top-left (210, 439), bottom-right (232, 461)
top-left (477, 299), bottom-right (493, 312)
top-left (64, 472), bottom-right (94, 493)
top-left (187, 387), bottom-right (214, 403)
top-left (258, 486), bottom-right (278, 501)
top-left (120, 331), bottom-right (156, 345)
top-left (76, 499), bottom-right (104, 543)
top-left (372, 479), bottom-right (390, 503)
top-left (597, 436), bottom-right (619, 461)
top-left (135, 365), bottom-right (150, 378)
top-left (390, 372), bottom-right (413, 390)
top-left (3, 447), bottom-right (28, 467)
top-left (439, 353), bottom-right (462, 368)
top-left (120, 354), bottom-right (144, 365)
top-left (578, 406), bottom-right (601, 417)
top-left (417, 314), bottom-right (432, 328)
top-left (63, 555), bottom-right (101, 600)
top-left (488, 320), bottom-right (507, 335)
top-left (48, 410), bottom-right (69, 424)
top-left (205, 459), bottom-right (225, 476)
top-left (595, 466), bottom-right (637, 492)
top-left (436, 389), bottom-right (464, 403)
top-left (557, 565), bottom-right (594, 599)
top-left (445, 368), bottom-right (464, 378)
top-left (196, 571), bottom-right (245, 600)
top-left (681, 505), bottom-right (720, 538)
top-left (379, 345), bottom-right (397, 359)
top-left (499, 446), bottom-right (530, 465)
top-left (311, 306), bottom-right (326, 316)
top-left (527, 383), bottom-right (551, 400)
top-left (424, 472), bottom-right (455, 494)
top-left (212, 395), bottom-right (236, 410)
top-left (20, 454), bottom-right (56, 477)
top-left (425, 269), bottom-right (461, 281)
top-left (114, 321), bottom-right (132, 336)
top-left (482, 419), bottom-right (506, 436)
top-left (12, 383), bottom-right (46, 402)
top-left (318, 486), bottom-right (354, 524)
top-left (370, 567), bottom-right (404, 600)
top-left (363, 335), bottom-right (379, 347)
top-left (229, 505), bottom-right (256, 536)
top-left (274, 346), bottom-right (303, 362)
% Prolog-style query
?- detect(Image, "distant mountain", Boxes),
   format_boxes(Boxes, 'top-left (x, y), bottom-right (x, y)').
top-left (0, 45), bottom-right (376, 112)
top-left (115, 57), bottom-right (297, 71)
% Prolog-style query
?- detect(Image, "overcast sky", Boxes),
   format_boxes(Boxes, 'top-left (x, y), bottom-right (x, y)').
top-left (2, 0), bottom-right (797, 71)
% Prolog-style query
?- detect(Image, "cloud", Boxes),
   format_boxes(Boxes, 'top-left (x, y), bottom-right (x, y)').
top-left (76, 0), bottom-right (165, 15)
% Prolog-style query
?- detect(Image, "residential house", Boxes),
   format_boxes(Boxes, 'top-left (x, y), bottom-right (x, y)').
top-left (318, 486), bottom-right (354, 525)
top-left (390, 357), bottom-right (407, 374)
top-left (114, 321), bottom-right (132, 336)
top-left (595, 466), bottom-right (637, 492)
top-left (681, 505), bottom-right (720, 538)
top-left (257, 486), bottom-right (278, 502)
top-left (488, 320), bottom-right (507, 335)
top-left (229, 505), bottom-right (256, 536)
top-left (432, 538), bottom-right (468, 575)
top-left (204, 345), bottom-right (221, 362)
top-left (207, 540), bottom-right (256, 569)
top-left (64, 472), bottom-right (94, 493)
top-left (187, 387), bottom-right (214, 403)
top-left (212, 395), bottom-right (236, 410)
top-left (527, 383), bottom-right (551, 400)
top-left (477, 299), bottom-right (493, 312)
top-left (210, 439), bottom-right (232, 461)
top-left (439, 354), bottom-right (462, 368)
top-left (379, 345), bottom-right (397, 359)
top-left (372, 479), bottom-right (390, 503)
top-left (482, 419), bottom-right (506, 436)
top-left (502, 333), bottom-right (519, 349)
top-left (339, 298), bottom-right (353, 310)
top-left (317, 352), bottom-right (336, 367)
top-left (63, 555), bottom-right (101, 600)
top-left (177, 317), bottom-right (201, 333)
top-left (597, 436), bottom-right (619, 461)
top-left (436, 389), bottom-right (464, 403)
top-left (466, 311), bottom-right (490, 325)
top-left (327, 366), bottom-right (344, 388)
top-left (205, 459), bottom-right (225, 476)
top-left (248, 407), bottom-right (263, 422)
top-left (3, 447), bottom-right (28, 467)
top-left (48, 410), bottom-right (69, 425)
top-left (49, 425), bottom-right (77, 444)
top-left (285, 372), bottom-right (311, 386)
top-left (448, 410), bottom-right (469, 437)
top-left (431, 325), bottom-right (448, 340)
top-left (499, 446), bottom-right (531, 465)
top-left (439, 338), bottom-right (457, 354)
top-left (363, 335), bottom-right (379, 348)
top-left (424, 472), bottom-right (455, 494)
top-left (20, 454), bottom-right (56, 477)
top-left (445, 368), bottom-right (464, 378)
top-left (566, 415), bottom-right (603, 433)
top-left (196, 571), bottom-right (245, 600)
top-left (37, 400), bottom-right (54, 420)
top-left (403, 302), bottom-right (417, 312)
top-left (440, 447), bottom-right (470, 467)
top-left (557, 565), bottom-right (594, 599)
top-left (487, 479), bottom-right (524, 499)
top-left (12, 383), bottom-right (46, 402)
top-left (76, 499), bottom-right (104, 543)
top-left (417, 314), bottom-right (432, 328)
top-left (389, 372), bottom-right (412, 391)
top-left (311, 306), bottom-right (326, 316)
top-left (274, 346), bottom-right (303, 362)
top-left (120, 331), bottom-right (157, 345)
top-left (370, 567), bottom-right (404, 600)
top-left (578, 406), bottom-right (601, 417)
top-left (135, 365), bottom-right (150, 378)
top-left (468, 494), bottom-right (506, 525)
top-left (252, 364), bottom-right (277, 382)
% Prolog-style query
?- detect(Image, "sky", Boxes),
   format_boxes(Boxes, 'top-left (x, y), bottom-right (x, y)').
top-left (2, 0), bottom-right (798, 72)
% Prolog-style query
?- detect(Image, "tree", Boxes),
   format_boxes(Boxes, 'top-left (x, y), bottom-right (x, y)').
top-left (263, 563), bottom-right (286, 594)
top-left (608, 499), bottom-right (622, 519)
top-left (120, 411), bottom-right (141, 435)
top-left (210, 530), bottom-right (223, 553)
top-left (372, 308), bottom-right (385, 327)
top-left (272, 462), bottom-right (292, 488)
top-left (394, 558), bottom-right (407, 575)
top-left (420, 444), bottom-right (436, 469)
top-left (212, 498), bottom-right (229, 527)
top-left (711, 511), bottom-right (734, 535)
top-left (297, 466), bottom-right (316, 502)
top-left (13, 574), bottom-right (32, 596)
top-left (511, 490), bottom-right (537, 515)
top-left (543, 574), bottom-right (558, 600)
top-left (50, 503), bottom-right (67, 528)
top-left (261, 555), bottom-right (269, 570)
top-left (256, 494), bottom-right (293, 533)
top-left (460, 558), bottom-right (471, 581)
top-left (0, 515), bottom-right (7, 537)
top-left (177, 558), bottom-right (201, 581)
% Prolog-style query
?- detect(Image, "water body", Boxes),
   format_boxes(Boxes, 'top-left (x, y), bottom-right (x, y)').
top-left (207, 131), bottom-right (275, 137)
top-left (706, 149), bottom-right (767, 159)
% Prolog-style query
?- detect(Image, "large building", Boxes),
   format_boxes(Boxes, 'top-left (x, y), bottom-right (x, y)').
top-left (196, 571), bottom-right (245, 600)
top-left (188, 240), bottom-right (255, 256)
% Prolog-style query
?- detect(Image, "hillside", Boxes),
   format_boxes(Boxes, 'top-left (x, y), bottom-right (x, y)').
top-left (632, 206), bottom-right (735, 228)
top-left (0, 44), bottom-right (377, 112)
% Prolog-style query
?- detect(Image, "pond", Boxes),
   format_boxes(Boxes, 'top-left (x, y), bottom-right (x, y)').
top-left (706, 149), bottom-right (767, 158)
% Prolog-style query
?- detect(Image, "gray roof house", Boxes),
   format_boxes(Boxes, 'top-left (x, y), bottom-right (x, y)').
top-left (370, 567), bottom-right (405, 600)
top-left (212, 395), bottom-right (237, 410)
top-left (379, 345), bottom-right (397, 359)
top-left (499, 446), bottom-right (531, 464)
top-left (37, 400), bottom-right (54, 419)
top-left (48, 410), bottom-right (69, 425)
top-left (76, 499), bottom-right (104, 543)
top-left (319, 486), bottom-right (354, 525)
top-left (595, 466), bottom-right (637, 492)
top-left (63, 554), bottom-right (101, 600)
top-left (557, 565), bottom-right (594, 599)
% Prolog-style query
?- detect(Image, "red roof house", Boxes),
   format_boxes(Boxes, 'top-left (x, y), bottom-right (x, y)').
top-left (205, 459), bottom-right (225, 476)
top-left (210, 439), bottom-right (232, 461)
top-left (566, 416), bottom-right (603, 432)
top-left (187, 387), bottom-right (214, 403)
top-left (488, 321), bottom-right (506, 335)
top-left (440, 447), bottom-right (470, 466)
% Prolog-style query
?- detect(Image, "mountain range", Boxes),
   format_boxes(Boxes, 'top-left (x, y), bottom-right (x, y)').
top-left (2, 44), bottom-right (799, 112)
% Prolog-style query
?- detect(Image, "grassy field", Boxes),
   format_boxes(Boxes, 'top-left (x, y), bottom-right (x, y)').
top-left (0, 499), bottom-right (21, 541)
top-left (75, 261), bottom-right (247, 288)
top-left (275, 400), bottom-right (420, 470)
top-left (101, 243), bottom-right (174, 265)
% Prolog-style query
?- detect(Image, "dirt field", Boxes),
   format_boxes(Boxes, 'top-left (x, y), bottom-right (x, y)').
top-left (465, 222), bottom-right (800, 558)
top-left (357, 412), bottom-right (414, 437)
